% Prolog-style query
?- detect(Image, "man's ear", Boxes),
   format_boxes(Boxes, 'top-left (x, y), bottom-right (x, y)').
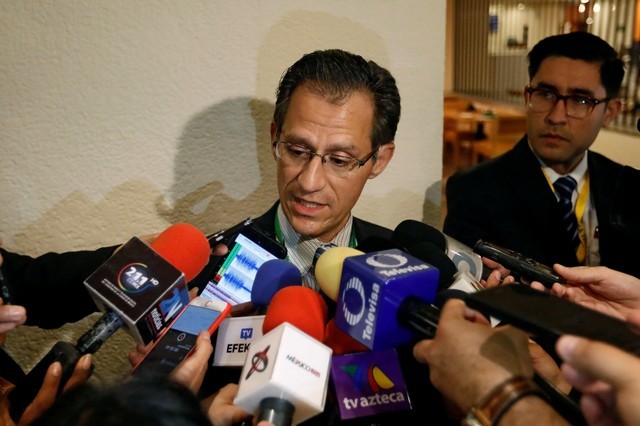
top-left (602, 99), bottom-right (622, 127)
top-left (270, 122), bottom-right (278, 161)
top-left (368, 142), bottom-right (395, 179)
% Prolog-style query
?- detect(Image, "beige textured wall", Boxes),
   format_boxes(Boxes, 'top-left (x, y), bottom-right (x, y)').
top-left (592, 129), bottom-right (640, 170)
top-left (0, 2), bottom-right (446, 384)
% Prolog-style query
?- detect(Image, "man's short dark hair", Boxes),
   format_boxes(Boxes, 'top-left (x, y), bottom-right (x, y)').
top-left (527, 31), bottom-right (625, 98)
top-left (273, 49), bottom-right (401, 151)
top-left (31, 376), bottom-right (212, 426)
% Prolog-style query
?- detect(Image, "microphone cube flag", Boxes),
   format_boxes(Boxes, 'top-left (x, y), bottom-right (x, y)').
top-left (213, 315), bottom-right (265, 367)
top-left (84, 237), bottom-right (190, 344)
top-left (234, 322), bottom-right (332, 425)
top-left (331, 348), bottom-right (411, 419)
top-left (335, 249), bottom-right (439, 350)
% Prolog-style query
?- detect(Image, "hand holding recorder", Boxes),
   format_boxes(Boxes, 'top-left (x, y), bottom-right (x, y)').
top-left (474, 240), bottom-right (563, 288)
top-left (131, 296), bottom-right (230, 377)
top-left (531, 264), bottom-right (640, 321)
top-left (412, 299), bottom-right (565, 425)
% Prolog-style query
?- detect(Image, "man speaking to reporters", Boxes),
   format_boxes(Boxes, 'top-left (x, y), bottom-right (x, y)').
top-left (200, 50), bottom-right (453, 425)
top-left (252, 49), bottom-right (397, 290)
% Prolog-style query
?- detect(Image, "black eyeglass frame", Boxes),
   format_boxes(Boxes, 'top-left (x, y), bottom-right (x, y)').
top-left (525, 85), bottom-right (610, 118)
top-left (272, 140), bottom-right (380, 171)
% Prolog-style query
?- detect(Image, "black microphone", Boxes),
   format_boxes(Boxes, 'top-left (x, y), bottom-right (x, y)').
top-left (393, 220), bottom-right (485, 281)
top-left (404, 241), bottom-right (457, 291)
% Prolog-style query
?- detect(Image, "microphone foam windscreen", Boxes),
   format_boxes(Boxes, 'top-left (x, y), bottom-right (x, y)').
top-left (407, 242), bottom-right (457, 292)
top-left (151, 223), bottom-right (210, 282)
top-left (323, 318), bottom-right (368, 355)
top-left (392, 220), bottom-right (447, 252)
top-left (263, 286), bottom-right (328, 342)
top-left (314, 247), bottom-right (363, 302)
top-left (251, 259), bottom-right (302, 307)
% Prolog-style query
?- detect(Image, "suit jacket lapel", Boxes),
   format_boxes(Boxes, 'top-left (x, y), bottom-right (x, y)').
top-left (504, 138), bottom-right (559, 229)
top-left (587, 152), bottom-right (615, 229)
top-left (503, 138), bottom-right (578, 263)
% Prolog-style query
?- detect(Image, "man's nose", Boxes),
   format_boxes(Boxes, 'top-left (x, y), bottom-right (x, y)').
top-left (296, 155), bottom-right (328, 192)
top-left (546, 98), bottom-right (569, 124)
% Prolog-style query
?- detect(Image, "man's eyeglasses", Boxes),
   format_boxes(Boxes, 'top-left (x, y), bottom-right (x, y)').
top-left (526, 86), bottom-right (609, 119)
top-left (272, 140), bottom-right (378, 178)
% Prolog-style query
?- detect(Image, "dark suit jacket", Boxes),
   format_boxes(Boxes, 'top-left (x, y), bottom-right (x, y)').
top-left (199, 203), bottom-right (452, 425)
top-left (444, 137), bottom-right (639, 278)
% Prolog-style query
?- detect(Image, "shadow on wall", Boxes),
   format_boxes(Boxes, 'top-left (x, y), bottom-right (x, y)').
top-left (158, 97), bottom-right (277, 234)
top-left (160, 9), bottom-right (397, 234)
top-left (5, 98), bottom-right (278, 385)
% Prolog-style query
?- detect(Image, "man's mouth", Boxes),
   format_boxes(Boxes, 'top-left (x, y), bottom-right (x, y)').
top-left (296, 198), bottom-right (324, 208)
top-left (541, 133), bottom-right (569, 142)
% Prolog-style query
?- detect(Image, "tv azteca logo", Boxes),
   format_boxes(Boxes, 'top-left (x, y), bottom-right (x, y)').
top-left (340, 361), bottom-right (406, 410)
top-left (341, 362), bottom-right (394, 392)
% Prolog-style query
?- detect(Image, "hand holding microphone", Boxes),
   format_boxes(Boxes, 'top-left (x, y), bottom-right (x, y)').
top-left (234, 286), bottom-right (332, 425)
top-left (0, 302), bottom-right (25, 340)
top-left (0, 249), bottom-right (24, 346)
top-left (8, 223), bottom-right (210, 421)
top-left (319, 237), bottom-right (586, 425)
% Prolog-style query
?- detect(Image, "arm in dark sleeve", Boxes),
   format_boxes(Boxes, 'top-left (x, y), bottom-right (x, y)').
top-left (0, 246), bottom-right (117, 329)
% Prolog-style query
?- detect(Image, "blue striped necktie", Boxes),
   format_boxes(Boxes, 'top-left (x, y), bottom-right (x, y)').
top-left (553, 176), bottom-right (580, 251)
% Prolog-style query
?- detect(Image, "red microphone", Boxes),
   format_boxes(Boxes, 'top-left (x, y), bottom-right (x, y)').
top-left (323, 318), bottom-right (368, 355)
top-left (150, 223), bottom-right (210, 283)
top-left (262, 286), bottom-right (328, 342)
